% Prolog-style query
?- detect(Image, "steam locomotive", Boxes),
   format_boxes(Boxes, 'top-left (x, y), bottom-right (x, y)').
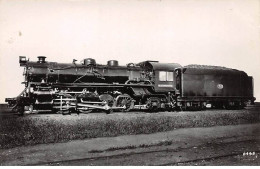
top-left (5, 56), bottom-right (255, 115)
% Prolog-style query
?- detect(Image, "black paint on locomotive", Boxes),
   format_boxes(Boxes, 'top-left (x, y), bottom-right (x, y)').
top-left (5, 56), bottom-right (255, 115)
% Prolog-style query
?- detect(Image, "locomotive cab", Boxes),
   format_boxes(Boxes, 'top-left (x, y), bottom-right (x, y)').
top-left (138, 61), bottom-right (182, 93)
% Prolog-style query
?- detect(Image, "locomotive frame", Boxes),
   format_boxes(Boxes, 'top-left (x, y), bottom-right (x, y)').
top-left (5, 56), bottom-right (255, 115)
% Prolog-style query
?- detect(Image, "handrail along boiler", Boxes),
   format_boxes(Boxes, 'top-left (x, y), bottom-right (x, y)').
top-left (5, 56), bottom-right (255, 114)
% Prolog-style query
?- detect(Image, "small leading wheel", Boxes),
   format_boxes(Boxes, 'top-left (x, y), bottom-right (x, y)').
top-left (115, 94), bottom-right (134, 112)
top-left (16, 105), bottom-right (25, 116)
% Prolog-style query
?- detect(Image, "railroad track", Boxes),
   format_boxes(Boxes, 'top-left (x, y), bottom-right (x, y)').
top-left (35, 139), bottom-right (260, 166)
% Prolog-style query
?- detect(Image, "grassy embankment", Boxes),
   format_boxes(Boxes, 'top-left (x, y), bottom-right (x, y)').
top-left (0, 108), bottom-right (259, 149)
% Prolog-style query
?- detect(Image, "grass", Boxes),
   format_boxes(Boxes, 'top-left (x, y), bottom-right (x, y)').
top-left (0, 109), bottom-right (259, 149)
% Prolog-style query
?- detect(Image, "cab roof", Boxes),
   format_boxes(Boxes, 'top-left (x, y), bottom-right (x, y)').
top-left (137, 61), bottom-right (182, 71)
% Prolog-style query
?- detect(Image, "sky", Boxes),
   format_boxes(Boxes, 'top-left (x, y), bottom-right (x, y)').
top-left (0, 0), bottom-right (259, 102)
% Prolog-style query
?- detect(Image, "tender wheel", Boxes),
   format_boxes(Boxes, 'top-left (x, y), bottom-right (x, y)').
top-left (115, 94), bottom-right (134, 112)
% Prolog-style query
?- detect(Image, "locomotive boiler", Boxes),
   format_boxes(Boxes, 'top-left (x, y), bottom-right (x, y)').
top-left (5, 56), bottom-right (255, 115)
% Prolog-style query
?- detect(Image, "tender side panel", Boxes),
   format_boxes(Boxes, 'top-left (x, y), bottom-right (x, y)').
top-left (181, 68), bottom-right (250, 98)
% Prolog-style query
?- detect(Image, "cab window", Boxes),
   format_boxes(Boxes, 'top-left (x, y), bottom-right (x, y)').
top-left (167, 72), bottom-right (173, 81)
top-left (159, 71), bottom-right (173, 81)
top-left (159, 71), bottom-right (167, 81)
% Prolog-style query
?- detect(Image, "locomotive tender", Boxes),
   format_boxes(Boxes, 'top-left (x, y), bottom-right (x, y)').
top-left (5, 56), bottom-right (255, 115)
